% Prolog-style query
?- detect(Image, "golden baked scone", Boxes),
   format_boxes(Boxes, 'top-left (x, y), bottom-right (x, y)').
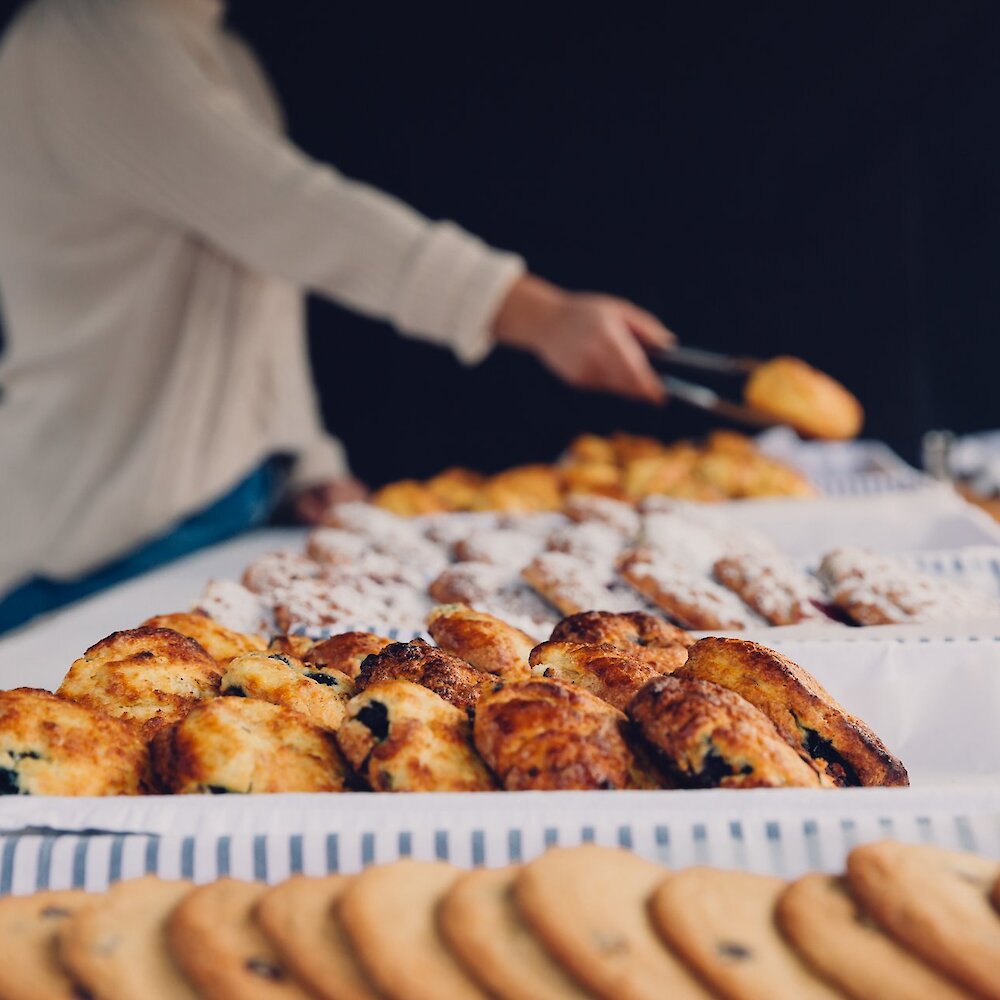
top-left (151, 696), bottom-right (346, 794)
top-left (470, 465), bottom-right (563, 513)
top-left (268, 634), bottom-right (317, 659)
top-left (473, 678), bottom-right (635, 791)
top-left (567, 432), bottom-right (618, 465)
top-left (140, 610), bottom-right (266, 666)
top-left (549, 610), bottom-right (692, 673)
top-left (741, 454), bottom-right (817, 498)
top-left (427, 605), bottom-right (534, 680)
top-left (621, 448), bottom-right (699, 499)
top-left (0, 688), bottom-right (146, 796)
top-left (610, 432), bottom-right (668, 463)
top-left (371, 480), bottom-right (448, 516)
top-left (426, 467), bottom-right (486, 510)
top-left (680, 637), bottom-right (908, 786)
top-left (744, 355), bottom-right (863, 440)
top-left (356, 640), bottom-right (496, 712)
top-left (560, 461), bottom-right (626, 499)
top-left (528, 641), bottom-right (661, 712)
top-left (336, 680), bottom-right (497, 792)
top-left (58, 627), bottom-right (222, 739)
top-left (627, 675), bottom-right (827, 789)
top-left (705, 430), bottom-right (756, 455)
top-left (302, 631), bottom-right (393, 680)
top-left (221, 652), bottom-right (354, 731)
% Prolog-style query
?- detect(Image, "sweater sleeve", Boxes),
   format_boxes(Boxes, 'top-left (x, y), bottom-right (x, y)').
top-left (31, 0), bottom-right (524, 363)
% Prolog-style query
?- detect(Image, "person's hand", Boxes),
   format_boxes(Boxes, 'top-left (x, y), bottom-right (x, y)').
top-left (491, 274), bottom-right (675, 404)
top-left (292, 477), bottom-right (369, 525)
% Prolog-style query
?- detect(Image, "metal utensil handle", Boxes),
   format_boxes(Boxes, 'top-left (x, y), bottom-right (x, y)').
top-left (661, 374), bottom-right (780, 429)
top-left (656, 346), bottom-right (762, 376)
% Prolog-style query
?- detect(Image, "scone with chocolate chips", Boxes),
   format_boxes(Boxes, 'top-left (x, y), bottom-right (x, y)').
top-left (679, 636), bottom-right (908, 786)
top-left (141, 610), bottom-right (266, 666)
top-left (151, 696), bottom-right (346, 794)
top-left (427, 604), bottom-right (534, 679)
top-left (58, 627), bottom-right (222, 739)
top-left (0, 688), bottom-right (146, 796)
top-left (627, 675), bottom-right (827, 789)
top-left (528, 640), bottom-right (661, 712)
top-left (549, 610), bottom-right (692, 673)
top-left (302, 631), bottom-right (393, 680)
top-left (356, 640), bottom-right (496, 712)
top-left (473, 678), bottom-right (636, 791)
top-left (337, 680), bottom-right (497, 792)
top-left (221, 652), bottom-right (354, 731)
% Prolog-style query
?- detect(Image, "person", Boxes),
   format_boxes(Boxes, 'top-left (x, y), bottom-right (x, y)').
top-left (0, 0), bottom-right (673, 633)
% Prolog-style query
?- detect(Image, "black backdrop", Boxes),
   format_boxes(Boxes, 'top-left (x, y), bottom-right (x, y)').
top-left (4, 2), bottom-right (1000, 484)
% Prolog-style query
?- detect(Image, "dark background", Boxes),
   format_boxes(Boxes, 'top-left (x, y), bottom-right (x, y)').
top-left (5, 2), bottom-right (1000, 484)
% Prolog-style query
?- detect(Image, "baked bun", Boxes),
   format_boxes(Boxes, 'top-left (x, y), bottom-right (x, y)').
top-left (302, 631), bottom-right (393, 680)
top-left (58, 628), bottom-right (221, 739)
top-left (371, 480), bottom-right (448, 516)
top-left (627, 675), bottom-right (826, 789)
top-left (141, 611), bottom-right (265, 666)
top-left (744, 356), bottom-right (863, 440)
top-left (0, 688), bottom-right (146, 796)
top-left (549, 610), bottom-right (692, 673)
top-left (473, 678), bottom-right (634, 791)
top-left (336, 680), bottom-right (497, 792)
top-left (221, 652), bottom-right (354, 731)
top-left (356, 641), bottom-right (495, 712)
top-left (427, 605), bottom-right (534, 680)
top-left (151, 697), bottom-right (346, 794)
top-left (425, 467), bottom-right (485, 510)
top-left (268, 634), bottom-right (317, 659)
top-left (680, 637), bottom-right (908, 786)
top-left (528, 641), bottom-right (661, 712)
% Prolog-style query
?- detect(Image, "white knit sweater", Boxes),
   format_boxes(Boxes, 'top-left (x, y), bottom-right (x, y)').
top-left (0, 0), bottom-right (524, 594)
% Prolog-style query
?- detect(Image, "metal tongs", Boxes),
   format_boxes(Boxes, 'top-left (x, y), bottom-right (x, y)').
top-left (651, 346), bottom-right (778, 429)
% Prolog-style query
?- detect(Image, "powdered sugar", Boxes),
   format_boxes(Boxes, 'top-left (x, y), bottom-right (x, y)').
top-left (714, 553), bottom-right (828, 625)
top-left (195, 579), bottom-right (271, 635)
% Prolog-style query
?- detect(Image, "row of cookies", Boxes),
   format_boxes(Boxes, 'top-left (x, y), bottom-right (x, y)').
top-left (0, 602), bottom-right (906, 795)
top-left (4, 838), bottom-right (996, 1000)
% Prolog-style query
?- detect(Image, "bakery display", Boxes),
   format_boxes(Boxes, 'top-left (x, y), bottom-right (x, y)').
top-left (12, 839), bottom-right (1000, 998)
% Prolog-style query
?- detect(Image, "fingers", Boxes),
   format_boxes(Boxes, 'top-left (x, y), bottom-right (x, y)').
top-left (620, 301), bottom-right (677, 350)
top-left (608, 324), bottom-right (668, 404)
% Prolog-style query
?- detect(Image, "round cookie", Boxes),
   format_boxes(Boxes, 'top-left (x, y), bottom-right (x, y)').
top-left (427, 604), bottom-right (534, 679)
top-left (151, 696), bottom-right (346, 794)
top-left (514, 845), bottom-right (710, 1000)
top-left (549, 610), bottom-right (692, 673)
top-left (626, 675), bottom-right (826, 789)
top-left (0, 688), bottom-right (147, 795)
top-left (256, 875), bottom-right (379, 1000)
top-left (338, 860), bottom-right (490, 1000)
top-left (167, 879), bottom-right (312, 999)
top-left (846, 840), bottom-right (1000, 999)
top-left (438, 865), bottom-right (593, 1000)
top-left (336, 680), bottom-right (497, 792)
top-left (141, 611), bottom-right (266, 666)
top-left (0, 889), bottom-right (90, 1000)
top-left (221, 652), bottom-right (354, 731)
top-left (58, 627), bottom-right (222, 739)
top-left (777, 873), bottom-right (973, 1000)
top-left (59, 876), bottom-right (198, 1000)
top-left (649, 867), bottom-right (842, 1000)
top-left (303, 632), bottom-right (393, 680)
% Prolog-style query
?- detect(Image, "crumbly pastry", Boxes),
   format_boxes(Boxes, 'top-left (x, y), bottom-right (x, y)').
top-left (473, 678), bottom-right (635, 791)
top-left (562, 493), bottom-right (641, 537)
top-left (777, 873), bottom-right (973, 1000)
top-left (0, 688), bottom-right (147, 795)
top-left (545, 522), bottom-right (627, 564)
top-left (356, 640), bottom-right (496, 711)
top-left (847, 840), bottom-right (1000, 999)
top-left (680, 637), bottom-right (908, 787)
top-left (470, 465), bottom-right (563, 513)
top-left (302, 631), bottom-right (393, 680)
top-left (528, 640), bottom-right (661, 712)
top-left (242, 551), bottom-right (322, 597)
top-left (560, 459), bottom-right (628, 499)
top-left (714, 553), bottom-right (831, 626)
top-left (549, 610), bottom-right (692, 673)
top-left (141, 610), bottom-right (267, 665)
top-left (0, 890), bottom-right (90, 1000)
top-left (650, 867), bottom-right (843, 1000)
top-left (196, 579), bottom-right (272, 636)
top-left (339, 860), bottom-right (490, 1000)
top-left (221, 652), bottom-right (354, 731)
top-left (522, 551), bottom-right (636, 617)
top-left (304, 527), bottom-right (371, 565)
top-left (438, 866), bottom-right (593, 1000)
top-left (60, 877), bottom-right (198, 1000)
top-left (151, 696), bottom-right (346, 794)
top-left (427, 604), bottom-right (534, 679)
top-left (167, 879), bottom-right (312, 999)
top-left (429, 562), bottom-right (556, 633)
top-left (337, 679), bottom-right (498, 792)
top-left (818, 547), bottom-right (1000, 625)
top-left (255, 875), bottom-right (380, 1000)
top-left (58, 627), bottom-right (222, 739)
top-left (268, 634), bottom-right (317, 659)
top-left (566, 432), bottom-right (619, 465)
top-left (627, 675), bottom-right (826, 789)
top-left (514, 845), bottom-right (711, 1000)
top-left (744, 355), bottom-right (864, 440)
top-left (371, 479), bottom-right (449, 516)
top-left (425, 467), bottom-right (487, 510)
top-left (454, 528), bottom-right (546, 569)
top-left (618, 549), bottom-right (762, 630)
